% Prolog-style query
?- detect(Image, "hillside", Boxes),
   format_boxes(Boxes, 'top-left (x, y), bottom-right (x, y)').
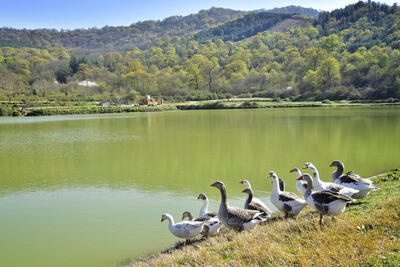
top-left (194, 12), bottom-right (294, 43)
top-left (258, 5), bottom-right (320, 18)
top-left (0, 7), bottom-right (246, 51)
top-left (315, 1), bottom-right (400, 51)
top-left (128, 170), bottom-right (400, 266)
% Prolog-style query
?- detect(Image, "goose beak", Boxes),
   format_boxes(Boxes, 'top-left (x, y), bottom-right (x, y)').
top-left (297, 175), bottom-right (304, 181)
top-left (161, 218), bottom-right (164, 222)
top-left (329, 163), bottom-right (334, 167)
top-left (197, 195), bottom-right (201, 199)
top-left (241, 189), bottom-right (247, 193)
top-left (303, 164), bottom-right (308, 169)
top-left (290, 169), bottom-right (294, 173)
top-left (210, 182), bottom-right (217, 187)
top-left (239, 180), bottom-right (244, 184)
top-left (181, 215), bottom-right (185, 220)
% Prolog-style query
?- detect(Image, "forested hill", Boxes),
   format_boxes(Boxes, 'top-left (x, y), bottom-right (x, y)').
top-left (194, 12), bottom-right (311, 43)
top-left (0, 5), bottom-right (320, 52)
top-left (315, 1), bottom-right (399, 51)
top-left (258, 5), bottom-right (320, 18)
top-left (0, 7), bottom-right (246, 50)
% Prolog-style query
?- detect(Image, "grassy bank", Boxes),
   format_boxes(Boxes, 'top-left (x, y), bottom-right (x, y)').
top-left (126, 169), bottom-right (400, 266)
top-left (24, 105), bottom-right (177, 116)
top-left (177, 99), bottom-right (400, 110)
top-left (1, 98), bottom-right (399, 117)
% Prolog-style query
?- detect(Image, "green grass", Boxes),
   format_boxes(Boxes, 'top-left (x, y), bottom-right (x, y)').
top-left (25, 105), bottom-right (177, 116)
top-left (125, 170), bottom-right (400, 267)
top-left (176, 98), bottom-right (400, 110)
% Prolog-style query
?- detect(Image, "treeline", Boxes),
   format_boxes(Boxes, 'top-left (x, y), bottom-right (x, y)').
top-left (262, 6), bottom-right (320, 18)
top-left (316, 1), bottom-right (399, 51)
top-left (0, 1), bottom-right (399, 104)
top-left (0, 7), bottom-right (246, 51)
top-left (194, 13), bottom-right (293, 43)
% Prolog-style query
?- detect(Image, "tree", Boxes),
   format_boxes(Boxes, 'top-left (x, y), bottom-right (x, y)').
top-left (317, 57), bottom-right (341, 89)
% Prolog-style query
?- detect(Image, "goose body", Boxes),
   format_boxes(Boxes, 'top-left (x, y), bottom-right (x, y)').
top-left (290, 168), bottom-right (308, 195)
top-left (240, 180), bottom-right (272, 217)
top-left (298, 174), bottom-right (353, 225)
top-left (267, 171), bottom-right (307, 218)
top-left (211, 181), bottom-right (267, 231)
top-left (182, 211), bottom-right (221, 237)
top-left (161, 213), bottom-right (205, 244)
top-left (304, 162), bottom-right (359, 199)
top-left (197, 193), bottom-right (217, 219)
top-left (330, 160), bottom-right (379, 198)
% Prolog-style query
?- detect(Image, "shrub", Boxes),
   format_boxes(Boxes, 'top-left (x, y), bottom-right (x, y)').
top-left (240, 101), bottom-right (259, 108)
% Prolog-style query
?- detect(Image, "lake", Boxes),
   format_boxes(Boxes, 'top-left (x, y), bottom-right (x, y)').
top-left (0, 107), bottom-right (399, 267)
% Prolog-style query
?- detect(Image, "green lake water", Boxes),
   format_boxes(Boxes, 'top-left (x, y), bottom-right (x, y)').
top-left (0, 107), bottom-right (399, 267)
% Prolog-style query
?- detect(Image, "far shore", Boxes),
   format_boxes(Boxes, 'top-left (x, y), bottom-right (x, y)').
top-left (1, 98), bottom-right (400, 117)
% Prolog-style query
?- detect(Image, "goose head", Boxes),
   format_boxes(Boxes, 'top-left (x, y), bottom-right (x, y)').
top-left (290, 168), bottom-right (300, 173)
top-left (197, 193), bottom-right (207, 200)
top-left (181, 211), bottom-right (193, 220)
top-left (210, 181), bottom-right (225, 191)
top-left (297, 173), bottom-right (313, 184)
top-left (240, 179), bottom-right (251, 189)
top-left (329, 160), bottom-right (343, 168)
top-left (303, 162), bottom-right (315, 170)
top-left (161, 213), bottom-right (170, 222)
top-left (267, 171), bottom-right (278, 179)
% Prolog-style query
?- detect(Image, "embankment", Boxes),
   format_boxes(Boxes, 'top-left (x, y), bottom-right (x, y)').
top-left (126, 169), bottom-right (400, 266)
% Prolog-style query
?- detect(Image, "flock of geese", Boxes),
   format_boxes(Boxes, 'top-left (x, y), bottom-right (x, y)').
top-left (161, 160), bottom-right (379, 244)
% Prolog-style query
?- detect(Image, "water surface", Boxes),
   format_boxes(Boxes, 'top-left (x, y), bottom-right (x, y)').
top-left (0, 107), bottom-right (399, 266)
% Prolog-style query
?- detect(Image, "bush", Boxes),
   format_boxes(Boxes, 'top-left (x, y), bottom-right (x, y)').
top-left (322, 99), bottom-right (332, 104)
top-left (0, 104), bottom-right (11, 116)
top-left (240, 101), bottom-right (259, 108)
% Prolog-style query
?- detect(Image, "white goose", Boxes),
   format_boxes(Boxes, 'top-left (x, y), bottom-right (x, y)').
top-left (240, 180), bottom-right (272, 217)
top-left (330, 160), bottom-right (379, 198)
top-left (181, 211), bottom-right (221, 237)
top-left (197, 193), bottom-right (218, 219)
top-left (211, 181), bottom-right (267, 231)
top-left (161, 213), bottom-right (205, 244)
top-left (304, 162), bottom-right (359, 199)
top-left (298, 173), bottom-right (353, 225)
top-left (290, 168), bottom-right (309, 195)
top-left (267, 171), bottom-right (307, 218)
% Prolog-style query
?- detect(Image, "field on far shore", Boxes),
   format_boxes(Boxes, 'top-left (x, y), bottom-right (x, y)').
top-left (1, 98), bottom-right (399, 117)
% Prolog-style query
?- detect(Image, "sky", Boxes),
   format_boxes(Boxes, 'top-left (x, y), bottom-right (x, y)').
top-left (0, 0), bottom-right (399, 30)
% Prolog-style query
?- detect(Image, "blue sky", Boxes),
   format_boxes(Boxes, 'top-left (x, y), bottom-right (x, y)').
top-left (0, 0), bottom-right (398, 30)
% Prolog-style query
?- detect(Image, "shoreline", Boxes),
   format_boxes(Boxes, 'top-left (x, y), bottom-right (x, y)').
top-left (1, 99), bottom-right (400, 117)
top-left (123, 170), bottom-right (400, 266)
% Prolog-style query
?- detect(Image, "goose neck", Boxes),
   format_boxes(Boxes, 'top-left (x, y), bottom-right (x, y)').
top-left (272, 176), bottom-right (281, 194)
top-left (200, 198), bottom-right (209, 214)
top-left (332, 165), bottom-right (344, 181)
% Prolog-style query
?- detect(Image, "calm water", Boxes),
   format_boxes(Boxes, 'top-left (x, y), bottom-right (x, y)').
top-left (0, 107), bottom-right (399, 267)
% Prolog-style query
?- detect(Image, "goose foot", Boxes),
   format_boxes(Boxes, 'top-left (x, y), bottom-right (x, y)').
top-left (319, 214), bottom-right (323, 226)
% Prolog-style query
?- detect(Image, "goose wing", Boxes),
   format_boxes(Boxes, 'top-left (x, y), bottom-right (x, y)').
top-left (312, 190), bottom-right (353, 204)
top-left (328, 183), bottom-right (344, 192)
top-left (226, 206), bottom-right (261, 226)
top-left (205, 211), bottom-right (217, 218)
top-left (279, 192), bottom-right (302, 202)
top-left (194, 217), bottom-right (210, 222)
top-left (248, 200), bottom-right (271, 214)
top-left (339, 172), bottom-right (359, 184)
